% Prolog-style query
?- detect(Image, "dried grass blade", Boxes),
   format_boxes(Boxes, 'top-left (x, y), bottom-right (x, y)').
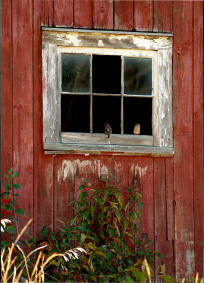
top-left (16, 244), bottom-right (31, 282)
top-left (13, 219), bottom-right (33, 245)
top-left (31, 251), bottom-right (42, 280)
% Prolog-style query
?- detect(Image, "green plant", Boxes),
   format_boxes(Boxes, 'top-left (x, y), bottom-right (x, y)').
top-left (39, 177), bottom-right (157, 282)
top-left (1, 168), bottom-right (24, 246)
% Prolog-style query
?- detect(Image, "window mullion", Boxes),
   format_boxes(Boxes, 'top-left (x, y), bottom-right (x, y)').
top-left (90, 54), bottom-right (93, 134)
top-left (121, 56), bottom-right (124, 135)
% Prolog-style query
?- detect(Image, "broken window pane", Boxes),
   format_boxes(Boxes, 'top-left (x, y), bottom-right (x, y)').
top-left (124, 97), bottom-right (152, 135)
top-left (124, 57), bottom-right (152, 95)
top-left (93, 96), bottom-right (121, 134)
top-left (61, 95), bottom-right (90, 133)
top-left (62, 54), bottom-right (90, 93)
top-left (92, 55), bottom-right (121, 94)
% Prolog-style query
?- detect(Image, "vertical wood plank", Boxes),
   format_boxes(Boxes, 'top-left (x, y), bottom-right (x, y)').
top-left (44, 0), bottom-right (54, 26)
top-left (193, 1), bottom-right (203, 276)
top-left (54, 0), bottom-right (73, 27)
top-left (74, 0), bottom-right (93, 28)
top-left (12, 0), bottom-right (34, 233)
top-left (154, 159), bottom-right (174, 276)
top-left (165, 158), bottom-right (174, 242)
top-left (134, 0), bottom-right (153, 32)
top-left (136, 158), bottom-right (154, 246)
top-left (153, 1), bottom-right (173, 33)
top-left (33, 0), bottom-right (54, 240)
top-left (54, 156), bottom-right (75, 231)
top-left (173, 1), bottom-right (195, 277)
top-left (93, 0), bottom-right (113, 29)
top-left (114, 1), bottom-right (133, 31)
top-left (1, 0), bottom-right (13, 178)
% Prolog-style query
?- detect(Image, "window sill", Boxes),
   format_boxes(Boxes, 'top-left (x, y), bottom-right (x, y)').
top-left (44, 143), bottom-right (174, 157)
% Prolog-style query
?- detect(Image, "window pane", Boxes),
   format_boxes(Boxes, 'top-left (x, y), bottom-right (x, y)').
top-left (124, 97), bottom-right (152, 135)
top-left (61, 95), bottom-right (90, 132)
top-left (124, 57), bottom-right (152, 95)
top-left (93, 96), bottom-right (121, 134)
top-left (93, 55), bottom-right (121, 94)
top-left (62, 54), bottom-right (90, 92)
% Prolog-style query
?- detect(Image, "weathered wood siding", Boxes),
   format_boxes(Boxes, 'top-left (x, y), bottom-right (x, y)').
top-left (1, 0), bottom-right (203, 278)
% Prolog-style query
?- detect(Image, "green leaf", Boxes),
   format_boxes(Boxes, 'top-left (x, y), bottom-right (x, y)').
top-left (131, 223), bottom-right (137, 234)
top-left (125, 276), bottom-right (134, 283)
top-left (4, 174), bottom-right (10, 179)
top-left (1, 240), bottom-right (10, 247)
top-left (12, 217), bottom-right (19, 223)
top-left (41, 225), bottom-right (48, 236)
top-left (159, 275), bottom-right (177, 283)
top-left (108, 228), bottom-right (114, 237)
top-left (2, 204), bottom-right (12, 212)
top-left (14, 194), bottom-right (20, 197)
top-left (137, 201), bottom-right (143, 207)
top-left (12, 184), bottom-right (21, 190)
top-left (15, 208), bottom-right (24, 215)
top-left (4, 184), bottom-right (11, 191)
top-left (79, 191), bottom-right (88, 202)
top-left (12, 172), bottom-right (18, 178)
top-left (78, 184), bottom-right (85, 191)
top-left (5, 225), bottom-right (16, 234)
top-left (1, 192), bottom-right (9, 199)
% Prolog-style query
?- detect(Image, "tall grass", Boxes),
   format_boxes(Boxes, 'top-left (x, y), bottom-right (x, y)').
top-left (1, 219), bottom-right (86, 283)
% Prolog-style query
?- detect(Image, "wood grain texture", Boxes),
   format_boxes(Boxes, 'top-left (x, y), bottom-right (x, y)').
top-left (33, 0), bottom-right (54, 240)
top-left (42, 43), bottom-right (60, 144)
top-left (93, 0), bottom-right (113, 29)
top-left (134, 0), bottom-right (153, 32)
top-left (74, 0), bottom-right (93, 28)
top-left (193, 1), bottom-right (203, 275)
top-left (12, 0), bottom-right (34, 233)
top-left (54, 0), bottom-right (73, 27)
top-left (44, 0), bottom-right (54, 26)
top-left (153, 1), bottom-right (173, 33)
top-left (154, 159), bottom-right (174, 276)
top-left (173, 1), bottom-right (195, 277)
top-left (1, 0), bottom-right (13, 178)
top-left (114, 1), bottom-right (133, 31)
top-left (165, 158), bottom-right (174, 242)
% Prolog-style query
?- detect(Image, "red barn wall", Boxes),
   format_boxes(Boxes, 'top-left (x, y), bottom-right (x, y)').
top-left (1, 0), bottom-right (203, 278)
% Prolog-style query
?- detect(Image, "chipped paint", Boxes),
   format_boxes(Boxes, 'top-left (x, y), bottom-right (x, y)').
top-left (130, 164), bottom-right (148, 178)
top-left (98, 39), bottom-right (104, 46)
top-left (57, 159), bottom-right (109, 183)
top-left (185, 247), bottom-right (195, 276)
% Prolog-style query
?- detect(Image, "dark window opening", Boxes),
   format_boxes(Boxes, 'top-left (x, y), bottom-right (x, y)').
top-left (92, 55), bottom-right (121, 94)
top-left (124, 97), bottom-right (152, 135)
top-left (61, 54), bottom-right (152, 137)
top-left (61, 95), bottom-right (90, 132)
top-left (93, 96), bottom-right (121, 134)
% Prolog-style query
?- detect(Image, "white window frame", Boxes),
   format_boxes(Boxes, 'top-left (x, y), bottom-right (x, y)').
top-left (42, 28), bottom-right (173, 156)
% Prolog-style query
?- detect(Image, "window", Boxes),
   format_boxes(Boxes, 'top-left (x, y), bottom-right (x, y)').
top-left (42, 28), bottom-right (173, 155)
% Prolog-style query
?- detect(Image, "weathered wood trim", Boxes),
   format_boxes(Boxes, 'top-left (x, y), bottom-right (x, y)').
top-left (42, 27), bottom-right (173, 37)
top-left (44, 143), bottom-right (174, 156)
top-left (61, 133), bottom-right (153, 146)
top-left (154, 48), bottom-right (173, 147)
top-left (42, 29), bottom-right (173, 151)
top-left (42, 30), bottom-right (172, 51)
top-left (42, 43), bottom-right (60, 143)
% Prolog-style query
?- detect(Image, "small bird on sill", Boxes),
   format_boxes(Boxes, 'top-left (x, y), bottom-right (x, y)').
top-left (104, 123), bottom-right (112, 138)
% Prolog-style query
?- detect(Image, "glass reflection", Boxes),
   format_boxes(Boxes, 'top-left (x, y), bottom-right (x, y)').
top-left (62, 54), bottom-right (90, 93)
top-left (124, 57), bottom-right (152, 95)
